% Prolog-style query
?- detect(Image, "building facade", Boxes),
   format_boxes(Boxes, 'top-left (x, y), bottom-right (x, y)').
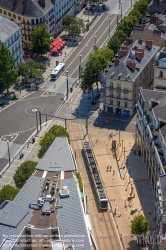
top-left (135, 89), bottom-right (166, 233)
top-left (103, 38), bottom-right (159, 116)
top-left (0, 16), bottom-right (23, 68)
top-left (0, 0), bottom-right (55, 48)
top-left (153, 47), bottom-right (166, 90)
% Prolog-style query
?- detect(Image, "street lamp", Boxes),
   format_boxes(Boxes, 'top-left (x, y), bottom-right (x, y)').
top-left (120, 1), bottom-right (123, 18)
top-left (94, 36), bottom-right (97, 47)
top-left (131, 0), bottom-right (132, 8)
top-left (108, 18), bottom-right (110, 37)
top-left (6, 140), bottom-right (10, 165)
top-left (79, 55), bottom-right (82, 84)
top-left (66, 71), bottom-right (69, 100)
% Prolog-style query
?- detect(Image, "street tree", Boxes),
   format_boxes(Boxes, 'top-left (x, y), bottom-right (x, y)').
top-left (70, 21), bottom-right (81, 36)
top-left (128, 8), bottom-right (141, 21)
top-left (117, 16), bottom-right (136, 36)
top-left (13, 161), bottom-right (38, 188)
top-left (95, 46), bottom-right (114, 64)
top-left (17, 59), bottom-right (46, 82)
top-left (0, 185), bottom-right (19, 205)
top-left (108, 35), bottom-right (122, 54)
top-left (130, 215), bottom-right (150, 235)
top-left (77, 18), bottom-right (85, 32)
top-left (0, 43), bottom-right (18, 93)
top-left (62, 15), bottom-right (75, 32)
top-left (30, 25), bottom-right (52, 56)
top-left (134, 0), bottom-right (149, 14)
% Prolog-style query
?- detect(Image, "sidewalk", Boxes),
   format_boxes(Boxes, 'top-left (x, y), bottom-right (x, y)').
top-left (88, 127), bottom-right (156, 250)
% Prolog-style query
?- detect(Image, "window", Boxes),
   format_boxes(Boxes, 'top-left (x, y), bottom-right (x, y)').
top-left (159, 71), bottom-right (163, 78)
top-left (40, 18), bottom-right (42, 23)
top-left (0, 9), bottom-right (2, 13)
top-left (13, 14), bottom-right (16, 18)
top-left (4, 10), bottom-right (6, 15)
top-left (110, 91), bottom-right (113, 97)
top-left (36, 19), bottom-right (38, 24)
top-left (117, 83), bottom-right (121, 89)
top-left (124, 102), bottom-right (127, 108)
top-left (117, 93), bottom-right (121, 98)
top-left (8, 12), bottom-right (11, 16)
top-left (110, 82), bottom-right (113, 88)
top-left (18, 16), bottom-right (21, 21)
top-left (110, 100), bottom-right (113, 105)
top-left (117, 101), bottom-right (120, 106)
top-left (124, 93), bottom-right (128, 100)
top-left (31, 19), bottom-right (34, 24)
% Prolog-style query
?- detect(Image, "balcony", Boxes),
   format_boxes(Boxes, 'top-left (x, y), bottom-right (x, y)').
top-left (123, 88), bottom-right (129, 92)
top-left (115, 96), bottom-right (121, 99)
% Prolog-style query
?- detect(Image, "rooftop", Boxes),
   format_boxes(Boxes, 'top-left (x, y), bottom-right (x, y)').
top-left (0, 0), bottom-right (53, 18)
top-left (0, 16), bottom-right (19, 43)
top-left (36, 137), bottom-right (76, 172)
top-left (104, 39), bottom-right (159, 82)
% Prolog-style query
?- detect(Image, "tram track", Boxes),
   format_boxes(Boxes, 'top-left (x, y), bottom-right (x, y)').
top-left (67, 122), bottom-right (122, 250)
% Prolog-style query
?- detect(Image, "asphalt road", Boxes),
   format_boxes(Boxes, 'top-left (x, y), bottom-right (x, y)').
top-left (63, 13), bottom-right (117, 77)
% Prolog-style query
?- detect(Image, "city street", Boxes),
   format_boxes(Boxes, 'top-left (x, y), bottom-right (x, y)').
top-left (0, 0), bottom-right (137, 175)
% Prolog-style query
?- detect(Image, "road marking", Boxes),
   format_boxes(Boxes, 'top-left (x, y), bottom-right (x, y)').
top-left (65, 13), bottom-right (111, 75)
top-left (69, 15), bottom-right (117, 77)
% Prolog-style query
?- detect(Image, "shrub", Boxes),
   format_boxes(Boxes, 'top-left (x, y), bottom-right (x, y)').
top-left (0, 100), bottom-right (5, 106)
top-left (38, 125), bottom-right (70, 158)
top-left (11, 93), bottom-right (17, 100)
top-left (76, 172), bottom-right (83, 191)
top-left (0, 185), bottom-right (19, 205)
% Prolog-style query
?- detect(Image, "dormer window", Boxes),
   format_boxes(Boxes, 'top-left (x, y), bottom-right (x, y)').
top-left (110, 72), bottom-right (115, 79)
top-left (159, 71), bottom-right (163, 78)
top-left (118, 73), bottom-right (122, 79)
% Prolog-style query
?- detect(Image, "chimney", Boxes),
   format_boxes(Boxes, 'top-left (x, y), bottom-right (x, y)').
top-left (114, 57), bottom-right (120, 66)
top-left (126, 38), bottom-right (133, 45)
top-left (150, 14), bottom-right (158, 24)
top-left (39, 0), bottom-right (45, 7)
top-left (137, 47), bottom-right (144, 57)
top-left (22, 0), bottom-right (27, 13)
top-left (146, 39), bottom-right (153, 49)
top-left (12, 0), bottom-right (17, 8)
top-left (127, 60), bottom-right (136, 71)
top-left (138, 38), bottom-right (143, 44)
top-left (135, 51), bottom-right (143, 61)
top-left (118, 46), bottom-right (128, 58)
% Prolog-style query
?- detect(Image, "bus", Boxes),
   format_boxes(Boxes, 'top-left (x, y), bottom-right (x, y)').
top-left (51, 63), bottom-right (65, 80)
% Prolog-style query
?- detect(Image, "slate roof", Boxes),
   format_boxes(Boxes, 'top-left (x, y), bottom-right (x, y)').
top-left (57, 178), bottom-right (91, 250)
top-left (36, 137), bottom-right (76, 172)
top-left (0, 175), bottom-right (44, 247)
top-left (104, 40), bottom-right (159, 82)
top-left (160, 175), bottom-right (166, 200)
top-left (0, 16), bottom-right (19, 42)
top-left (0, 0), bottom-right (53, 17)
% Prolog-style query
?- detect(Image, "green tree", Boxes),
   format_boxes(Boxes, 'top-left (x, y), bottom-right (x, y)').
top-left (0, 185), bottom-right (19, 205)
top-left (134, 0), bottom-right (148, 14)
top-left (130, 215), bottom-right (150, 235)
top-left (13, 161), bottom-right (37, 188)
top-left (77, 18), bottom-right (85, 32)
top-left (62, 15), bottom-right (75, 33)
top-left (38, 125), bottom-right (70, 158)
top-left (128, 8), bottom-right (141, 21)
top-left (70, 21), bottom-right (81, 36)
top-left (117, 16), bottom-right (136, 36)
top-left (0, 43), bottom-right (18, 93)
top-left (17, 59), bottom-right (46, 82)
top-left (30, 25), bottom-right (52, 56)
top-left (108, 35), bottom-right (122, 54)
top-left (95, 46), bottom-right (114, 65)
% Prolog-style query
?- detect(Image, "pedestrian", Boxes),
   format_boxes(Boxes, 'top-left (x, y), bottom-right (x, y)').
top-left (65, 52), bottom-right (66, 57)
top-left (113, 170), bottom-right (115, 175)
top-left (109, 166), bottom-right (112, 172)
top-left (54, 84), bottom-right (55, 89)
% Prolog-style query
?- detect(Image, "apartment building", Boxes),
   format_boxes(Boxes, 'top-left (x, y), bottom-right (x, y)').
top-left (0, 16), bottom-right (23, 68)
top-left (103, 38), bottom-right (159, 116)
top-left (148, 0), bottom-right (166, 15)
top-left (0, 0), bottom-right (55, 48)
top-left (132, 14), bottom-right (166, 49)
top-left (153, 47), bottom-right (166, 90)
top-left (135, 89), bottom-right (166, 233)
